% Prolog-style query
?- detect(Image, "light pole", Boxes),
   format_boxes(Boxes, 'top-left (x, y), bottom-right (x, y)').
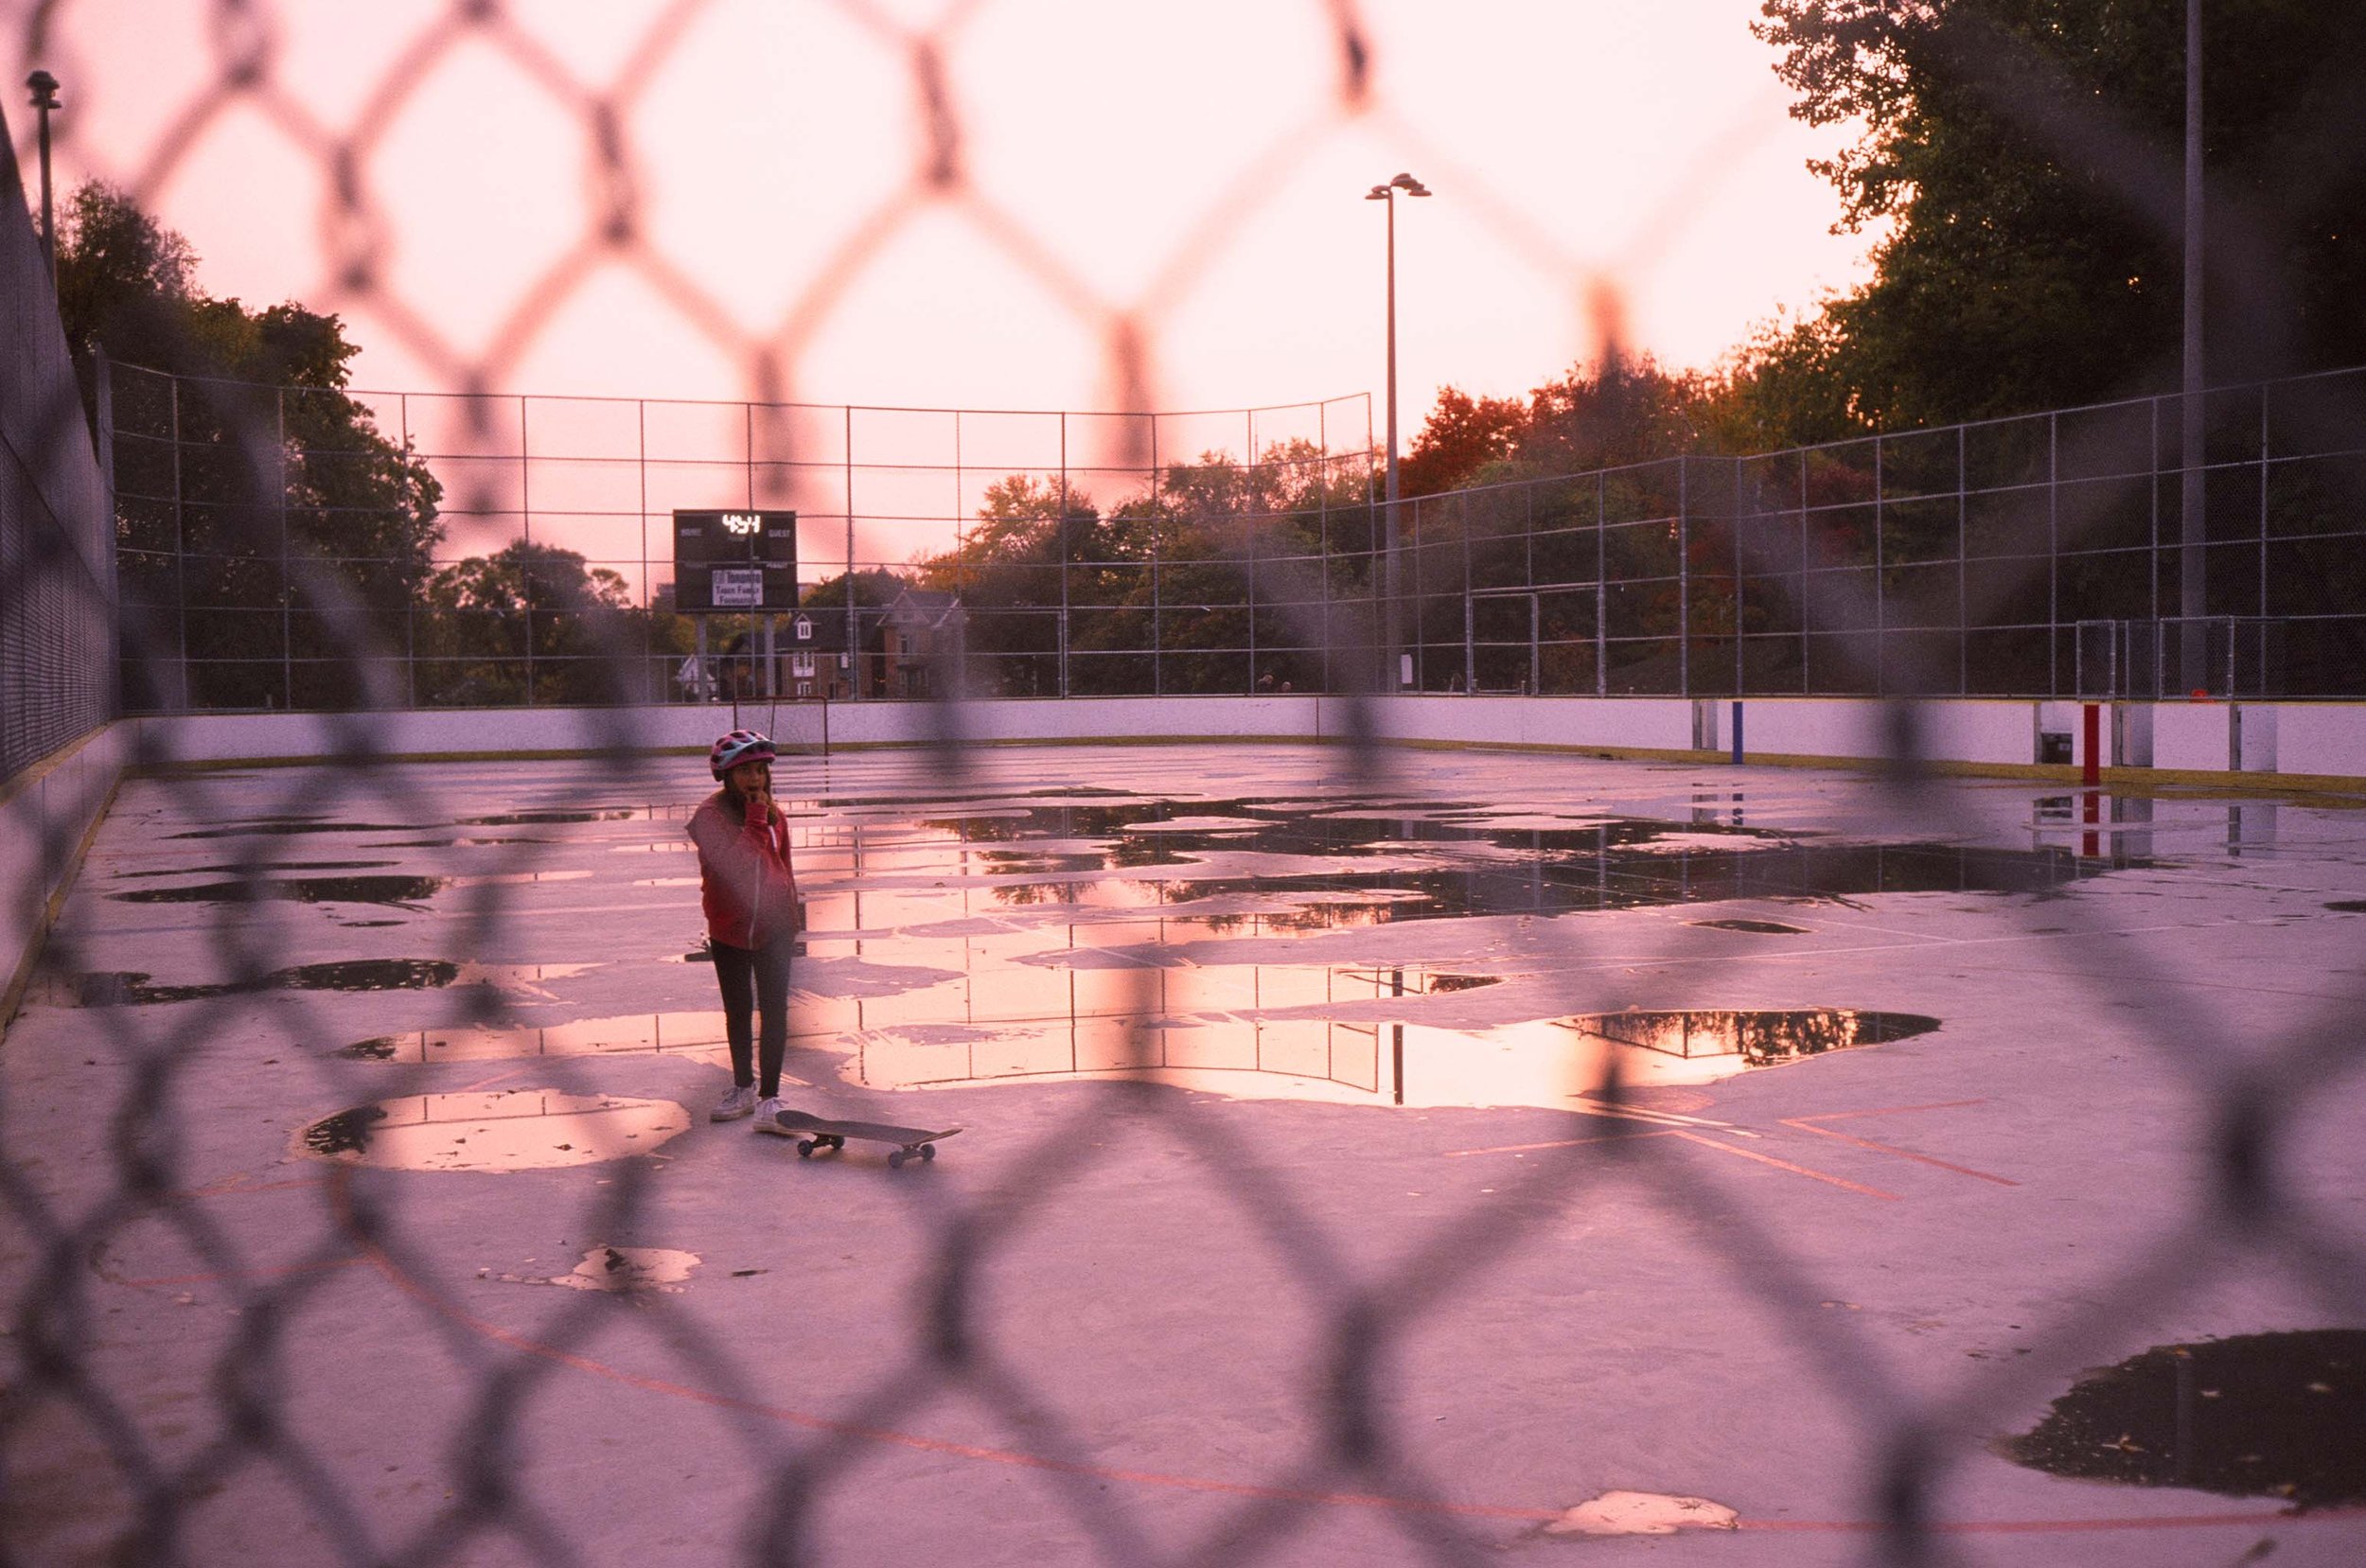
top-left (26, 70), bottom-right (60, 287)
top-left (1368, 170), bottom-right (1428, 689)
top-left (2179, 0), bottom-right (2206, 693)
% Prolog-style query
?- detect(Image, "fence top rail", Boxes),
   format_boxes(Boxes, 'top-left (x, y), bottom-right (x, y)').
top-left (105, 361), bottom-right (1374, 426)
top-left (1397, 361), bottom-right (2366, 510)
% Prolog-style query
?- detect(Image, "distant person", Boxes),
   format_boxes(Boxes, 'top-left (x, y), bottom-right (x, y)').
top-left (690, 730), bottom-right (803, 1127)
top-left (718, 632), bottom-right (755, 701)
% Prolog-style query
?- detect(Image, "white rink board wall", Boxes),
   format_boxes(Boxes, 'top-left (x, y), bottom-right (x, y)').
top-left (109, 696), bottom-right (2365, 780)
top-left (10, 695), bottom-right (2358, 1018)
top-left (2, 725), bottom-right (136, 1028)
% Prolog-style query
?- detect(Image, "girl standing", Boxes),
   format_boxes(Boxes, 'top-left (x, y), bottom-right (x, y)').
top-left (690, 730), bottom-right (802, 1123)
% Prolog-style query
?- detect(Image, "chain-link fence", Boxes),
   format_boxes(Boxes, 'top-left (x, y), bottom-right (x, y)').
top-left (0, 97), bottom-right (111, 782)
top-left (103, 362), bottom-right (1380, 711)
top-left (8, 3), bottom-right (2366, 1566)
top-left (95, 359), bottom-right (2366, 712)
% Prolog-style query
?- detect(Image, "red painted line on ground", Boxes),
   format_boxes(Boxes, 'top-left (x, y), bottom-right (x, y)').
top-left (117, 1255), bottom-right (364, 1289)
top-left (1783, 1100), bottom-right (1990, 1123)
top-left (172, 1175), bottom-right (333, 1200)
top-left (1781, 1120), bottom-right (2021, 1187)
top-left (1666, 1130), bottom-right (1900, 1200)
top-left (1781, 1101), bottom-right (2019, 1187)
top-left (1441, 1128), bottom-right (1675, 1158)
top-left (323, 1175), bottom-right (2366, 1540)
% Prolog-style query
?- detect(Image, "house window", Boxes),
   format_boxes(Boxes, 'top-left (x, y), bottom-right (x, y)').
top-left (793, 615), bottom-right (812, 641)
top-left (796, 680), bottom-right (812, 697)
top-left (791, 651), bottom-right (815, 678)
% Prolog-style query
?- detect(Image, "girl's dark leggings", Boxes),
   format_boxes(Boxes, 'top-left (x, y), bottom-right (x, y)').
top-left (711, 938), bottom-right (791, 1098)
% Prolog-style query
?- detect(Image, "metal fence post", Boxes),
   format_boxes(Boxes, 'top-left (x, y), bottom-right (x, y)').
top-left (1734, 456), bottom-right (1746, 697)
top-left (1060, 410), bottom-right (1070, 698)
top-left (277, 388), bottom-right (291, 712)
top-left (1595, 469), bottom-right (1606, 696)
top-left (845, 405), bottom-right (858, 701)
top-left (1678, 458), bottom-right (1691, 698)
top-left (171, 367), bottom-right (187, 712)
top-left (2049, 410), bottom-right (2060, 696)
top-left (521, 395), bottom-right (534, 705)
top-left (1957, 423), bottom-right (1969, 695)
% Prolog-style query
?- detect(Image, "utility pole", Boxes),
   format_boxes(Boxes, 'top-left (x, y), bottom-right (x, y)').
top-left (2179, 0), bottom-right (2206, 692)
top-left (1365, 171), bottom-right (1430, 690)
top-left (26, 71), bottom-right (60, 287)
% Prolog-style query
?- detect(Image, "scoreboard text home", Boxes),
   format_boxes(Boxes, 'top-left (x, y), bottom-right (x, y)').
top-left (672, 510), bottom-right (798, 611)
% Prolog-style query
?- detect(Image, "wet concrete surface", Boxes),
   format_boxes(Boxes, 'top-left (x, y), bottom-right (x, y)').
top-left (7, 744), bottom-right (2366, 1566)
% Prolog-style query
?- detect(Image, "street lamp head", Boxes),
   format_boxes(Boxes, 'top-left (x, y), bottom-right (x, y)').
top-left (1389, 171), bottom-right (1430, 196)
top-left (1365, 185), bottom-right (1390, 200)
top-left (26, 69), bottom-right (60, 109)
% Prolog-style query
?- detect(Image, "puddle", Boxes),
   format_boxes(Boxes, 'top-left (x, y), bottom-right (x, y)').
top-left (339, 1010), bottom-right (733, 1062)
top-left (879, 792), bottom-right (2123, 925)
top-left (1686, 919), bottom-right (1811, 935)
top-left (296, 1089), bottom-right (690, 1171)
top-left (488, 1245), bottom-right (701, 1295)
top-left (112, 860), bottom-right (396, 879)
top-left (110, 875), bottom-right (448, 907)
top-left (51, 959), bottom-right (461, 1004)
top-left (826, 974), bottom-right (1924, 1107)
top-left (449, 870), bottom-right (596, 888)
top-left (1573, 1009), bottom-right (1939, 1065)
top-left (460, 809), bottom-right (641, 825)
top-left (167, 821), bottom-right (424, 839)
top-left (2002, 1330), bottom-right (2366, 1506)
top-left (368, 837), bottom-right (557, 848)
top-left (44, 960), bottom-right (592, 1006)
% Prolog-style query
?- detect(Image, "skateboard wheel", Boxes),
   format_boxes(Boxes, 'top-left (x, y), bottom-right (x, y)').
top-left (888, 1150), bottom-right (907, 1170)
top-left (919, 1144), bottom-right (936, 1161)
top-left (797, 1140), bottom-right (815, 1157)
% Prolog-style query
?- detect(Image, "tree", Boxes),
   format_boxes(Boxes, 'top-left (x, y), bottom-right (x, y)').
top-left (1754, 0), bottom-right (2366, 428)
top-left (56, 182), bottom-right (444, 710)
top-left (418, 540), bottom-right (634, 705)
top-left (1399, 388), bottom-right (1527, 497)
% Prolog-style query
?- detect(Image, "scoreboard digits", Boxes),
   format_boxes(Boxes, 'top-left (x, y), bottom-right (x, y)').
top-left (673, 509), bottom-right (797, 611)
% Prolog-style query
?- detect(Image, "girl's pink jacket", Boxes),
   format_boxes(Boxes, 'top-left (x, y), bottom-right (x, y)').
top-left (688, 790), bottom-right (800, 948)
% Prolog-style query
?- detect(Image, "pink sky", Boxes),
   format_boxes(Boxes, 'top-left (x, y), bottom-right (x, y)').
top-left (10, 1), bottom-right (1872, 418)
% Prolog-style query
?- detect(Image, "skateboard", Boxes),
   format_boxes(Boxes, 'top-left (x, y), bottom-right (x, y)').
top-left (762, 1108), bottom-right (962, 1169)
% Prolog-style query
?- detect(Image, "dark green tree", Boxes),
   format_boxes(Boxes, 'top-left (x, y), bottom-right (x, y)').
top-left (1753, 0), bottom-right (2366, 428)
top-left (56, 181), bottom-right (444, 710)
top-left (418, 540), bottom-right (634, 705)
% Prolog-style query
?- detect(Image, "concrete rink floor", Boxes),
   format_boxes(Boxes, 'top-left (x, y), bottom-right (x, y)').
top-left (4, 742), bottom-right (2364, 1565)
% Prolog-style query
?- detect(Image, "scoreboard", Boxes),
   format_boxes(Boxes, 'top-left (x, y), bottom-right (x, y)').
top-left (672, 509), bottom-right (797, 612)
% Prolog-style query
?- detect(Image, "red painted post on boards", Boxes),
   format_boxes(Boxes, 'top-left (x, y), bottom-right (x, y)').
top-left (2081, 703), bottom-right (2102, 787)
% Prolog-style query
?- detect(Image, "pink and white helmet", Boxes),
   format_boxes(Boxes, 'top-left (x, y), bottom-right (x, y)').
top-left (709, 729), bottom-right (776, 780)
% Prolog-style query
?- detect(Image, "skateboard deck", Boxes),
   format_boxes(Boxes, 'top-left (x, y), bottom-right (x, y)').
top-left (762, 1108), bottom-right (962, 1168)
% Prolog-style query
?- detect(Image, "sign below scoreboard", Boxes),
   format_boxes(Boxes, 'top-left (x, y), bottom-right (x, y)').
top-left (672, 509), bottom-right (797, 612)
top-left (709, 567), bottom-right (765, 608)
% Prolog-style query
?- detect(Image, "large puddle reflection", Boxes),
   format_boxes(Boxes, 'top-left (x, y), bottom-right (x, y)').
top-left (839, 1004), bottom-right (1934, 1108)
top-left (328, 961), bottom-right (1932, 1112)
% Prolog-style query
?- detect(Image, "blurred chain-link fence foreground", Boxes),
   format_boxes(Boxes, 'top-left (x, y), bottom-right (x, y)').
top-left (6, 3), bottom-right (2366, 1565)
